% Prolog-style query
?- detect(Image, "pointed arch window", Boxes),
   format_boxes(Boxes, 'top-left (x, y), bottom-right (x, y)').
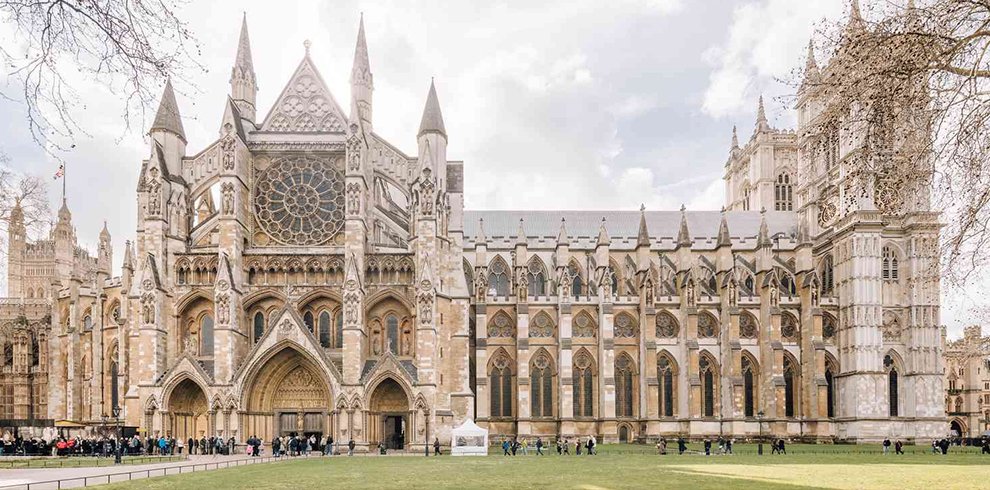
top-left (655, 311), bottom-right (679, 338)
top-left (573, 312), bottom-right (597, 338)
top-left (2, 342), bottom-right (12, 366)
top-left (822, 313), bottom-right (837, 342)
top-left (335, 312), bottom-right (344, 348)
top-left (821, 255), bottom-right (835, 295)
top-left (530, 352), bottom-right (554, 418)
top-left (701, 267), bottom-right (717, 295)
top-left (700, 354), bottom-right (718, 418)
top-left (775, 173), bottom-right (793, 211)
top-left (885, 354), bottom-right (899, 417)
top-left (615, 354), bottom-right (635, 418)
top-left (881, 247), bottom-right (899, 281)
top-left (253, 311), bottom-right (265, 344)
top-left (573, 351), bottom-right (595, 417)
top-left (657, 354), bottom-right (676, 417)
top-left (386, 314), bottom-right (399, 355)
top-left (489, 354), bottom-right (513, 417)
top-left (200, 314), bottom-right (214, 356)
top-left (614, 313), bottom-right (639, 338)
top-left (783, 355), bottom-right (798, 417)
top-left (109, 361), bottom-right (119, 409)
top-left (742, 355), bottom-right (757, 417)
top-left (83, 315), bottom-right (93, 331)
top-left (303, 311), bottom-right (315, 334)
top-left (781, 313), bottom-right (799, 342)
top-left (779, 272), bottom-right (797, 296)
top-left (742, 184), bottom-right (752, 211)
top-left (529, 312), bottom-right (554, 338)
top-left (698, 312), bottom-right (719, 338)
top-left (318, 311), bottom-right (332, 348)
top-left (568, 263), bottom-right (583, 297)
top-left (739, 312), bottom-right (758, 339)
top-left (527, 258), bottom-right (547, 297)
top-left (30, 335), bottom-right (39, 367)
top-left (487, 258), bottom-right (510, 297)
top-left (825, 357), bottom-right (838, 418)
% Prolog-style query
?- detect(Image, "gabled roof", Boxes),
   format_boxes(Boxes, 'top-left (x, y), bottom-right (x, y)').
top-left (259, 50), bottom-right (348, 133)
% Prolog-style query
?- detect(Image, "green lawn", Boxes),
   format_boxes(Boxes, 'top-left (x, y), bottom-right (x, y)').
top-left (101, 444), bottom-right (989, 490)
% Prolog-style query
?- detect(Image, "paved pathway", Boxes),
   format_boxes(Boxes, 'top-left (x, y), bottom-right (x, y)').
top-left (0, 454), bottom-right (307, 489)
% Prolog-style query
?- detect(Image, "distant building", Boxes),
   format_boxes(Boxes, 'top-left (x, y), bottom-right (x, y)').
top-left (944, 326), bottom-right (990, 438)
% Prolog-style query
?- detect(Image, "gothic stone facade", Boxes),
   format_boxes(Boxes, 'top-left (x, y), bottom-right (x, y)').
top-left (2, 13), bottom-right (946, 446)
top-left (944, 326), bottom-right (990, 438)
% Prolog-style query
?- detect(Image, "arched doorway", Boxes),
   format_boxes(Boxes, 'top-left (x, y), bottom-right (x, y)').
top-left (168, 379), bottom-right (208, 441)
top-left (950, 419), bottom-right (966, 438)
top-left (618, 425), bottom-right (630, 443)
top-left (243, 347), bottom-right (333, 442)
top-left (369, 378), bottom-right (409, 450)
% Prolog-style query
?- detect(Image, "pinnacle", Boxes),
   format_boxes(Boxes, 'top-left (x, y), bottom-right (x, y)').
top-left (418, 80), bottom-right (446, 138)
top-left (637, 206), bottom-right (651, 248)
top-left (351, 14), bottom-right (372, 87)
top-left (151, 79), bottom-right (186, 141)
top-left (235, 13), bottom-right (254, 72)
top-left (755, 95), bottom-right (770, 133)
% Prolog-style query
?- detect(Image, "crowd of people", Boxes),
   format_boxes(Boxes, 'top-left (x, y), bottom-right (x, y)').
top-left (498, 436), bottom-right (598, 456)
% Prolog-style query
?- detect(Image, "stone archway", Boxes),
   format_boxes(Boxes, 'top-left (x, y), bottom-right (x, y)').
top-left (242, 347), bottom-right (333, 442)
top-left (167, 378), bottom-right (208, 441)
top-left (369, 378), bottom-right (410, 450)
top-left (950, 419), bottom-right (966, 438)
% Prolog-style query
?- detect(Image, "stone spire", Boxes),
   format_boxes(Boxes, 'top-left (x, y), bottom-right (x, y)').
top-left (557, 218), bottom-right (569, 246)
top-left (100, 221), bottom-right (111, 241)
top-left (676, 205), bottom-right (691, 248)
top-left (596, 217), bottom-right (610, 246)
top-left (476, 218), bottom-right (487, 244)
top-left (731, 125), bottom-right (739, 149)
top-left (350, 14), bottom-right (373, 129)
top-left (637, 204), bottom-right (651, 248)
top-left (230, 13), bottom-right (258, 121)
top-left (755, 95), bottom-right (770, 133)
top-left (848, 0), bottom-right (865, 32)
top-left (418, 79), bottom-right (446, 138)
top-left (123, 240), bottom-right (134, 271)
top-left (717, 208), bottom-right (731, 248)
top-left (151, 79), bottom-right (186, 142)
top-left (515, 219), bottom-right (527, 246)
top-left (802, 40), bottom-right (820, 90)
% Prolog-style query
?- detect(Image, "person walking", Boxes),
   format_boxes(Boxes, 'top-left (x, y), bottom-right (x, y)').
top-left (575, 438), bottom-right (582, 455)
top-left (556, 439), bottom-right (562, 455)
top-left (434, 437), bottom-right (441, 455)
top-left (895, 440), bottom-right (904, 455)
top-left (536, 437), bottom-right (544, 456)
top-left (521, 438), bottom-right (528, 455)
top-left (703, 439), bottom-right (711, 456)
top-left (348, 438), bottom-right (355, 456)
top-left (677, 437), bottom-right (686, 455)
top-left (563, 438), bottom-right (570, 455)
top-left (882, 438), bottom-right (891, 455)
top-left (502, 439), bottom-right (510, 456)
top-left (778, 439), bottom-right (787, 455)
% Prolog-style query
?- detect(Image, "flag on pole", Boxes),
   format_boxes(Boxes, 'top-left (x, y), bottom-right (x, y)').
top-left (53, 164), bottom-right (64, 180)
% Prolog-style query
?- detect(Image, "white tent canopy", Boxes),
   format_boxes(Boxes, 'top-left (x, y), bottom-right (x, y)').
top-left (450, 419), bottom-right (488, 456)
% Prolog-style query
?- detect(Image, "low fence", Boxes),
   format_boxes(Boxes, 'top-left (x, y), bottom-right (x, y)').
top-left (0, 454), bottom-right (311, 490)
top-left (0, 456), bottom-right (184, 469)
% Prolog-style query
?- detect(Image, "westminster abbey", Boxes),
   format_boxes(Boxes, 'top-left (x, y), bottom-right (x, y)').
top-left (0, 7), bottom-right (946, 449)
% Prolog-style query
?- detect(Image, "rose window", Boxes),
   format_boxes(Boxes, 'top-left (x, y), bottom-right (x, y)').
top-left (254, 156), bottom-right (345, 245)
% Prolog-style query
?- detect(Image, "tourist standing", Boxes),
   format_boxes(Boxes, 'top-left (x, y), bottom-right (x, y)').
top-left (703, 439), bottom-right (711, 456)
top-left (434, 437), bottom-right (441, 455)
top-left (348, 438), bottom-right (355, 456)
top-left (894, 440), bottom-right (904, 455)
top-left (575, 438), bottom-right (582, 455)
top-left (882, 438), bottom-right (891, 454)
top-left (521, 438), bottom-right (528, 455)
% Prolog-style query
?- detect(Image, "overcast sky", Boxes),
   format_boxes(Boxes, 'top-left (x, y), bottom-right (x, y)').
top-left (0, 0), bottom-right (981, 338)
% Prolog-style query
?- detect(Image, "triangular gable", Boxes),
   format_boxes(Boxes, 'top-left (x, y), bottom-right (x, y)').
top-left (232, 305), bottom-right (342, 384)
top-left (260, 54), bottom-right (347, 133)
top-left (220, 97), bottom-right (247, 141)
top-left (157, 353), bottom-right (214, 386)
top-left (361, 348), bottom-right (416, 386)
top-left (141, 253), bottom-right (163, 290)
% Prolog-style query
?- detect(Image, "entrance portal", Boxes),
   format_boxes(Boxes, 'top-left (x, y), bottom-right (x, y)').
top-left (243, 347), bottom-right (333, 442)
top-left (369, 378), bottom-right (410, 450)
top-left (167, 378), bottom-right (208, 441)
top-left (383, 415), bottom-right (405, 450)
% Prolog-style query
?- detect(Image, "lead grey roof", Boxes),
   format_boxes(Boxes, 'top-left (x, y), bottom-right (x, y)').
top-left (463, 210), bottom-right (798, 251)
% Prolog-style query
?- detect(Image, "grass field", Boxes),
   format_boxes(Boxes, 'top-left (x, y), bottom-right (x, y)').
top-left (94, 444), bottom-right (989, 490)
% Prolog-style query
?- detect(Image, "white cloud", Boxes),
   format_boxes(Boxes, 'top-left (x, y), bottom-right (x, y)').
top-left (701, 0), bottom-right (844, 120)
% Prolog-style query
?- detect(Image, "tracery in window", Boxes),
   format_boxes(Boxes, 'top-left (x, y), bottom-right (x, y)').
top-left (697, 312), bottom-right (719, 338)
top-left (253, 311), bottom-right (265, 344)
top-left (885, 354), bottom-right (899, 417)
top-left (487, 257), bottom-right (510, 297)
top-left (530, 350), bottom-right (554, 418)
top-left (614, 312), bottom-right (639, 338)
top-left (775, 173), bottom-right (793, 211)
top-left (253, 155), bottom-right (345, 245)
top-left (655, 311), bottom-right (679, 338)
top-left (199, 314), bottom-right (214, 356)
top-left (489, 351), bottom-right (513, 417)
top-left (569, 262), bottom-right (584, 297)
top-left (615, 353), bottom-right (635, 418)
top-left (821, 255), bottom-right (835, 295)
top-left (573, 350), bottom-right (595, 417)
top-left (573, 311), bottom-right (597, 338)
top-left (318, 311), bottom-right (332, 348)
top-left (487, 311), bottom-right (515, 338)
top-left (700, 353), bottom-right (718, 417)
top-left (780, 312), bottom-right (799, 342)
top-left (529, 311), bottom-right (555, 338)
top-left (822, 313), bottom-right (837, 341)
top-left (783, 354), bottom-right (798, 417)
top-left (739, 312), bottom-right (758, 339)
top-left (527, 258), bottom-right (547, 297)
top-left (741, 354), bottom-right (758, 417)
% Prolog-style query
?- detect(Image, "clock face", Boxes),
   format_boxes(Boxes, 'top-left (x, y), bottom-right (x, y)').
top-left (254, 156), bottom-right (345, 245)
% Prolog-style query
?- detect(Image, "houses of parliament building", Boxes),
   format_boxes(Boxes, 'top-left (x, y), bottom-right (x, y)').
top-left (0, 8), bottom-right (946, 449)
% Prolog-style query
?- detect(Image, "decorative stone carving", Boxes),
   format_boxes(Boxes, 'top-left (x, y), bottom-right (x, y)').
top-left (216, 294), bottom-right (230, 325)
top-left (697, 313), bottom-right (718, 338)
top-left (346, 132), bottom-right (362, 172)
top-left (346, 182), bottom-right (361, 216)
top-left (727, 278), bottom-right (737, 306)
top-left (614, 314), bottom-right (638, 338)
top-left (221, 136), bottom-right (236, 171)
top-left (418, 292), bottom-right (434, 325)
top-left (739, 313), bottom-right (758, 339)
top-left (221, 182), bottom-right (235, 216)
top-left (818, 195), bottom-right (838, 227)
top-left (685, 279), bottom-right (696, 308)
top-left (253, 155), bottom-right (345, 245)
top-left (573, 313), bottom-right (596, 338)
top-left (781, 313), bottom-right (798, 341)
top-left (655, 312), bottom-right (679, 338)
top-left (264, 67), bottom-right (344, 133)
top-left (529, 313), bottom-right (554, 338)
top-left (419, 168), bottom-right (435, 217)
top-left (487, 313), bottom-right (515, 338)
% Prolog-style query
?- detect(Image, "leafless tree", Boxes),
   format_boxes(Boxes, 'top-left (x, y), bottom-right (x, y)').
top-left (0, 162), bottom-right (51, 293)
top-left (804, 1), bottom-right (990, 287)
top-left (0, 0), bottom-right (203, 153)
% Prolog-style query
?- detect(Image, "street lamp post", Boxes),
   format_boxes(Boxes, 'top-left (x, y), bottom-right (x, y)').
top-left (112, 405), bottom-right (122, 464)
top-left (756, 410), bottom-right (764, 456)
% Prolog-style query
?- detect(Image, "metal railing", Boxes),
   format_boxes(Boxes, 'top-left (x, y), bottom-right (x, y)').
top-left (0, 456), bottom-right (183, 469)
top-left (0, 454), bottom-right (316, 490)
